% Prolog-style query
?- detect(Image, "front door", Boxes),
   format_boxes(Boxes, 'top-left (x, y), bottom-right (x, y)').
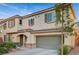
top-left (20, 35), bottom-right (23, 46)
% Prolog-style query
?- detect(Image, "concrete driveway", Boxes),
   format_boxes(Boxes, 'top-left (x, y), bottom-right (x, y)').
top-left (5, 48), bottom-right (59, 55)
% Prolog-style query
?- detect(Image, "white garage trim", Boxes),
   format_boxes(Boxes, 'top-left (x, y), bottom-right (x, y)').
top-left (33, 32), bottom-right (62, 36)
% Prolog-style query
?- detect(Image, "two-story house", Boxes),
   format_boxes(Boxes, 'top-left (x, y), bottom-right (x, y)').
top-left (0, 5), bottom-right (76, 50)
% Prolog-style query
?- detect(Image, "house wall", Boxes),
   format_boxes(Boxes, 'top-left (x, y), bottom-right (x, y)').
top-left (64, 7), bottom-right (76, 47)
top-left (64, 35), bottom-right (75, 47)
top-left (23, 10), bottom-right (61, 30)
top-left (9, 32), bottom-right (62, 48)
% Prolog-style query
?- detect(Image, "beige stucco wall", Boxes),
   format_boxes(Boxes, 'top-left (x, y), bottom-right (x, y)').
top-left (10, 32), bottom-right (62, 43)
top-left (64, 35), bottom-right (75, 47)
top-left (9, 32), bottom-right (62, 48)
top-left (10, 32), bottom-right (31, 43)
top-left (0, 18), bottom-right (18, 34)
top-left (23, 10), bottom-right (61, 30)
top-left (62, 7), bottom-right (75, 47)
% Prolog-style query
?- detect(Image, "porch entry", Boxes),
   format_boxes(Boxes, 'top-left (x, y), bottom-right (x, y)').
top-left (19, 34), bottom-right (27, 47)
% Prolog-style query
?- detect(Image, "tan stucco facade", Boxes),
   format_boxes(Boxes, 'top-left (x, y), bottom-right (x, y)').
top-left (7, 31), bottom-right (62, 48)
top-left (0, 5), bottom-right (76, 48)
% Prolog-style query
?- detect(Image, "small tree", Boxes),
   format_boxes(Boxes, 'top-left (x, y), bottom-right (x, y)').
top-left (55, 3), bottom-right (75, 55)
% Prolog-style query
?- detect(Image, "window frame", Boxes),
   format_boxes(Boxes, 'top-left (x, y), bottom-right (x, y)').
top-left (29, 18), bottom-right (34, 26)
top-left (19, 19), bottom-right (22, 25)
top-left (8, 19), bottom-right (15, 28)
top-left (3, 23), bottom-right (7, 30)
top-left (45, 12), bottom-right (56, 23)
top-left (4, 35), bottom-right (7, 42)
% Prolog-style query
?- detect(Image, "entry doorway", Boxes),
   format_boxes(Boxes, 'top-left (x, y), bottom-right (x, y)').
top-left (19, 34), bottom-right (27, 47)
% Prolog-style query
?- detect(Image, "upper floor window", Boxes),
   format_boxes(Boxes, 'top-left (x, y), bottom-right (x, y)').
top-left (45, 12), bottom-right (56, 23)
top-left (29, 18), bottom-right (34, 26)
top-left (19, 19), bottom-right (22, 25)
top-left (3, 23), bottom-right (7, 30)
top-left (8, 20), bottom-right (15, 28)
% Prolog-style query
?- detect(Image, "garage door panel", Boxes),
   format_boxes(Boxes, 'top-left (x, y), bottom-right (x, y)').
top-left (36, 36), bottom-right (61, 49)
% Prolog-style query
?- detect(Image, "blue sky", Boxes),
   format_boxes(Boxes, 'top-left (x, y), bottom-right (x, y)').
top-left (0, 3), bottom-right (79, 22)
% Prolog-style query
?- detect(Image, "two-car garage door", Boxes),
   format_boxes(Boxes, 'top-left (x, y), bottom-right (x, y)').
top-left (36, 35), bottom-right (61, 49)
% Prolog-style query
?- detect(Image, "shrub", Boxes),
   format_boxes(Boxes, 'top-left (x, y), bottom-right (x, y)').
top-left (5, 42), bottom-right (16, 50)
top-left (0, 41), bottom-right (16, 54)
top-left (58, 45), bottom-right (71, 55)
top-left (0, 42), bottom-right (16, 50)
top-left (0, 43), bottom-right (7, 47)
top-left (0, 47), bottom-right (8, 55)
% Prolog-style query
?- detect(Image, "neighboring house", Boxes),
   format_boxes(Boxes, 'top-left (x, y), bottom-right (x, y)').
top-left (75, 22), bottom-right (79, 46)
top-left (0, 19), bottom-right (4, 44)
top-left (0, 19), bottom-right (3, 22)
top-left (0, 5), bottom-right (76, 50)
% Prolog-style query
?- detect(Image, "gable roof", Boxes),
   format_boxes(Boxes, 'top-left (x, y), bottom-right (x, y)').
top-left (23, 7), bottom-right (54, 19)
top-left (0, 15), bottom-right (22, 24)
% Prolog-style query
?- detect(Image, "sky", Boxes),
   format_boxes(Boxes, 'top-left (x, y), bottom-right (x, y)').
top-left (0, 3), bottom-right (79, 22)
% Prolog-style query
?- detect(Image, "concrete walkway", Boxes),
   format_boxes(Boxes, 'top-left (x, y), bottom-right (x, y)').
top-left (4, 48), bottom-right (58, 55)
top-left (69, 47), bottom-right (79, 55)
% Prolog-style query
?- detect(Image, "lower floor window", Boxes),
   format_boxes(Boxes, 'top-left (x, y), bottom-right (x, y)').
top-left (4, 35), bottom-right (7, 42)
top-left (4, 35), bottom-right (11, 42)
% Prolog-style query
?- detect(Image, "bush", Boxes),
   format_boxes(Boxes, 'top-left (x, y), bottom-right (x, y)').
top-left (0, 47), bottom-right (8, 55)
top-left (0, 42), bottom-right (16, 54)
top-left (5, 42), bottom-right (16, 50)
top-left (59, 45), bottom-right (71, 55)
top-left (0, 43), bottom-right (7, 47)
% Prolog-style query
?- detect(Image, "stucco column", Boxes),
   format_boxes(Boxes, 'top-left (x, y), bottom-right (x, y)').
top-left (30, 34), bottom-right (36, 48)
top-left (25, 32), bottom-right (32, 48)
